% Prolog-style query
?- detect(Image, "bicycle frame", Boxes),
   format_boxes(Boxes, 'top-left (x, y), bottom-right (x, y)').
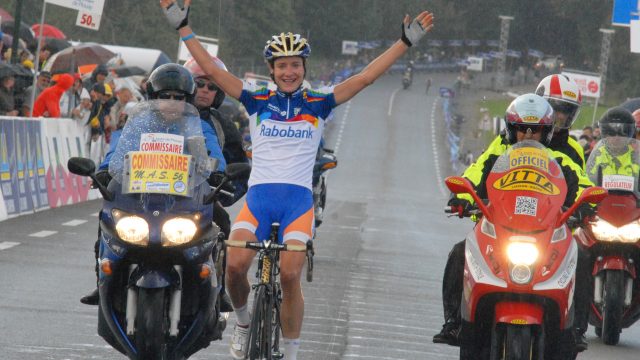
top-left (225, 224), bottom-right (307, 360)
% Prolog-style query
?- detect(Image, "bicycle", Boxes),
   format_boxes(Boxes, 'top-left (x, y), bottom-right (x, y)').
top-left (225, 223), bottom-right (313, 360)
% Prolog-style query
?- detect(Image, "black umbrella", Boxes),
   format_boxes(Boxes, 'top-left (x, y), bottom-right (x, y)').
top-left (1, 20), bottom-right (34, 47)
top-left (620, 98), bottom-right (640, 113)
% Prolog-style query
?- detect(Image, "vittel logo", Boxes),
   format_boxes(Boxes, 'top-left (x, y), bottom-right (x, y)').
top-left (260, 124), bottom-right (313, 139)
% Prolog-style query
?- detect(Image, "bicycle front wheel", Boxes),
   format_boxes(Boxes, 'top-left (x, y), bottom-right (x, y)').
top-left (247, 286), bottom-right (272, 359)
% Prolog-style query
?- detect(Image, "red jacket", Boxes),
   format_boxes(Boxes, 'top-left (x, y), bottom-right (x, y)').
top-left (32, 74), bottom-right (74, 118)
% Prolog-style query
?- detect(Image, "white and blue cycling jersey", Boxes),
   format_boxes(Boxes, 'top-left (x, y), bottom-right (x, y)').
top-left (240, 82), bottom-right (336, 190)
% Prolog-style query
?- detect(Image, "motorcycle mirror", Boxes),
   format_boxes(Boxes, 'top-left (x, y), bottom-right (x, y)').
top-left (444, 176), bottom-right (492, 221)
top-left (68, 157), bottom-right (96, 176)
top-left (556, 186), bottom-right (608, 227)
top-left (67, 157), bottom-right (115, 201)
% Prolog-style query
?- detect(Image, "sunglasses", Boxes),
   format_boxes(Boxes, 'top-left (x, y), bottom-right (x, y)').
top-left (514, 124), bottom-right (544, 134)
top-left (157, 92), bottom-right (186, 101)
top-left (195, 79), bottom-right (219, 92)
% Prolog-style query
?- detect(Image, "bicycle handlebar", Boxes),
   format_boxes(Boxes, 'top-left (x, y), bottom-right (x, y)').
top-left (225, 240), bottom-right (307, 252)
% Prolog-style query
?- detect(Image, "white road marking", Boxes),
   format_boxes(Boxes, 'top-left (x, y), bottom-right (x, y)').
top-left (0, 241), bottom-right (20, 250)
top-left (62, 219), bottom-right (88, 226)
top-left (29, 230), bottom-right (57, 237)
top-left (387, 88), bottom-right (401, 117)
top-left (334, 100), bottom-right (351, 155)
top-left (430, 98), bottom-right (447, 196)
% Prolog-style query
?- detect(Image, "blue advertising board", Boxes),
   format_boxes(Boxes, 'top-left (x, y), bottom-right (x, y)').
top-left (613, 0), bottom-right (639, 26)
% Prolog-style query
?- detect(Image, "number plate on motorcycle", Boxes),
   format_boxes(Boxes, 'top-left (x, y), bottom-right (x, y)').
top-left (602, 174), bottom-right (634, 191)
top-left (123, 151), bottom-right (193, 196)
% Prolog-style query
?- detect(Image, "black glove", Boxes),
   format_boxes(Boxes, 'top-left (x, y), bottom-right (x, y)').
top-left (447, 197), bottom-right (471, 218)
top-left (574, 204), bottom-right (597, 225)
top-left (208, 172), bottom-right (236, 197)
top-left (92, 170), bottom-right (111, 189)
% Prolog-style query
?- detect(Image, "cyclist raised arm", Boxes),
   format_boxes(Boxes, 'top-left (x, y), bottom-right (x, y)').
top-left (160, 1), bottom-right (433, 359)
top-left (161, 0), bottom-right (433, 105)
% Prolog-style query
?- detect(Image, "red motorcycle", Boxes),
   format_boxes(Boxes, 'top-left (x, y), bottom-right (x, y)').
top-left (574, 137), bottom-right (640, 345)
top-left (445, 141), bottom-right (606, 360)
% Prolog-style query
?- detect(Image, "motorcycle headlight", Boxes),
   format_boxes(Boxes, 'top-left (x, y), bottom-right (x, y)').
top-left (162, 218), bottom-right (198, 246)
top-left (591, 217), bottom-right (640, 243)
top-left (114, 215), bottom-right (149, 245)
top-left (507, 242), bottom-right (539, 266)
top-left (510, 264), bottom-right (533, 284)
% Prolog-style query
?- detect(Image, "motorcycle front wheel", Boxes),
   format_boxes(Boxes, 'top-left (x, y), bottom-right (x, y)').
top-left (602, 270), bottom-right (624, 345)
top-left (135, 288), bottom-right (168, 359)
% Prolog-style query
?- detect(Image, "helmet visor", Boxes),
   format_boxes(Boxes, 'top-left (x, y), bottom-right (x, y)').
top-left (601, 123), bottom-right (636, 138)
top-left (548, 99), bottom-right (579, 129)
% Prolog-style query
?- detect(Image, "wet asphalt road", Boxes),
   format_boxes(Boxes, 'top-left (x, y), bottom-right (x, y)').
top-left (1, 74), bottom-right (639, 359)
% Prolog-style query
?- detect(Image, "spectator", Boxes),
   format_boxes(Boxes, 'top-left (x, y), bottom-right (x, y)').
top-left (21, 71), bottom-right (51, 116)
top-left (72, 88), bottom-right (92, 151)
top-left (32, 73), bottom-right (74, 118)
top-left (84, 64), bottom-right (108, 91)
top-left (0, 74), bottom-right (19, 116)
top-left (38, 45), bottom-right (53, 69)
top-left (108, 84), bottom-right (138, 132)
top-left (59, 74), bottom-right (84, 118)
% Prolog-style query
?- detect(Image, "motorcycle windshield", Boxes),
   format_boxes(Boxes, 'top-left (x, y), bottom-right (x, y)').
top-left (486, 140), bottom-right (567, 231)
top-left (108, 100), bottom-right (215, 198)
top-left (586, 137), bottom-right (640, 195)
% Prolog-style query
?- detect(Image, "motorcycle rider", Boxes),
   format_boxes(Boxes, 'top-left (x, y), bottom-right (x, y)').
top-left (536, 74), bottom-right (585, 169)
top-left (589, 106), bottom-right (639, 178)
top-left (432, 94), bottom-right (594, 351)
top-left (80, 63), bottom-right (228, 305)
top-left (160, 1), bottom-right (433, 358)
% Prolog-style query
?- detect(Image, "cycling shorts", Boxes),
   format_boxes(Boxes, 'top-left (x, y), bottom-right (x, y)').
top-left (231, 183), bottom-right (314, 244)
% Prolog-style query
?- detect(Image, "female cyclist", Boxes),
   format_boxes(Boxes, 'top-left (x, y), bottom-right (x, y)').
top-left (160, 1), bottom-right (433, 358)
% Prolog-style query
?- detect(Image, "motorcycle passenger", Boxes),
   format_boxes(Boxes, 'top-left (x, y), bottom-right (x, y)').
top-left (160, 1), bottom-right (433, 358)
top-left (589, 107), bottom-right (640, 178)
top-left (432, 94), bottom-right (594, 351)
top-left (80, 63), bottom-right (228, 305)
top-left (536, 74), bottom-right (585, 169)
top-left (184, 55), bottom-right (249, 205)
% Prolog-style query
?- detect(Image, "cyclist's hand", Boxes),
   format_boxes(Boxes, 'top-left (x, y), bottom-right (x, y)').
top-left (401, 11), bottom-right (434, 47)
top-left (161, 0), bottom-right (190, 30)
top-left (447, 197), bottom-right (471, 218)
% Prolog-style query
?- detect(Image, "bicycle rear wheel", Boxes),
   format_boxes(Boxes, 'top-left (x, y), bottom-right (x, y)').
top-left (247, 286), bottom-right (272, 359)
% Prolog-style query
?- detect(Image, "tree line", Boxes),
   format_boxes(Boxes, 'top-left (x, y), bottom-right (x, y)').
top-left (4, 0), bottom-right (637, 101)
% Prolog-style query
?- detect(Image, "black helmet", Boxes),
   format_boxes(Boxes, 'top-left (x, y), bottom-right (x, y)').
top-left (599, 106), bottom-right (636, 138)
top-left (146, 63), bottom-right (196, 104)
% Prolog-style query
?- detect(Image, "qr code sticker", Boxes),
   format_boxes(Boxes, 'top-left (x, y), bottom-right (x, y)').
top-left (514, 196), bottom-right (538, 216)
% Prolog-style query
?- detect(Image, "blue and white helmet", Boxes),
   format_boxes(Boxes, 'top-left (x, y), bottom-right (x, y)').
top-left (263, 32), bottom-right (311, 61)
top-left (504, 93), bottom-right (555, 146)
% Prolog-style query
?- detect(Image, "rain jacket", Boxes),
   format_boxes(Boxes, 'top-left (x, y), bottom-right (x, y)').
top-left (549, 128), bottom-right (586, 170)
top-left (32, 74), bottom-right (74, 118)
top-left (588, 144), bottom-right (640, 178)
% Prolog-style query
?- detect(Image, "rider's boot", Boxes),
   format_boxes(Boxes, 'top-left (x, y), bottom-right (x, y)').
top-left (575, 328), bottom-right (588, 352)
top-left (432, 318), bottom-right (461, 346)
top-left (80, 239), bottom-right (100, 305)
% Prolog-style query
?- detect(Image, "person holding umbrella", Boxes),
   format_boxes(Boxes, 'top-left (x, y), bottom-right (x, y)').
top-left (0, 72), bottom-right (19, 116)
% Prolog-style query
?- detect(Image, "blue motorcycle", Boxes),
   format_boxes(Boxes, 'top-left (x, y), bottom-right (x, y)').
top-left (68, 100), bottom-right (250, 359)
